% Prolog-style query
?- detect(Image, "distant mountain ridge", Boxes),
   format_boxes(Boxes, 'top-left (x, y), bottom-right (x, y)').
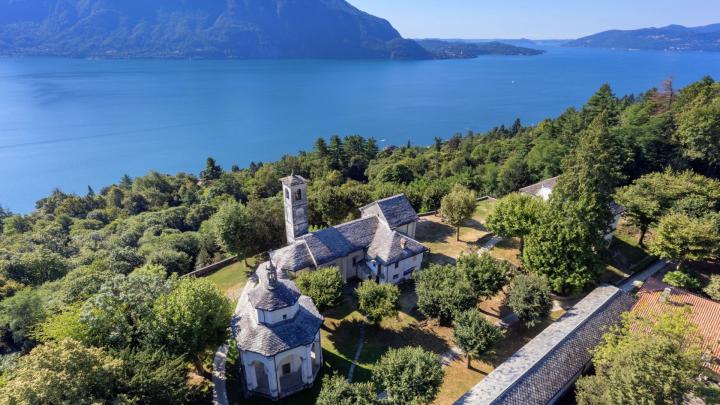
top-left (566, 23), bottom-right (720, 52)
top-left (0, 0), bottom-right (431, 59)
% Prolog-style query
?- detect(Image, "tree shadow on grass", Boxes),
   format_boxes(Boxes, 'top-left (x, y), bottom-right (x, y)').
top-left (327, 317), bottom-right (366, 360)
top-left (417, 218), bottom-right (455, 243)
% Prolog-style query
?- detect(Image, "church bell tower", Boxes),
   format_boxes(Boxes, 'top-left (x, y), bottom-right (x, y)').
top-left (280, 174), bottom-right (309, 244)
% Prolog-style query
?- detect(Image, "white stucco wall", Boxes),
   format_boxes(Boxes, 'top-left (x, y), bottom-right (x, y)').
top-left (394, 221), bottom-right (417, 239)
top-left (257, 303), bottom-right (299, 325)
top-left (380, 253), bottom-right (424, 284)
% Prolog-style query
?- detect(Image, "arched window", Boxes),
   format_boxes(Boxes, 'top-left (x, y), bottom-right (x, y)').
top-left (295, 188), bottom-right (302, 201)
top-left (284, 188), bottom-right (290, 199)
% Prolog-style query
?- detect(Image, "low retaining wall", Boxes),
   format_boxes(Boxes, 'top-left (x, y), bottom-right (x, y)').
top-left (183, 256), bottom-right (239, 278)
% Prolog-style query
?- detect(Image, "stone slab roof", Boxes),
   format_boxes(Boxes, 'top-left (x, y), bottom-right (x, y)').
top-left (632, 278), bottom-right (720, 374)
top-left (280, 174), bottom-right (307, 187)
top-left (247, 263), bottom-right (301, 311)
top-left (455, 285), bottom-right (636, 405)
top-left (233, 269), bottom-right (323, 357)
top-left (367, 227), bottom-right (428, 265)
top-left (518, 176), bottom-right (559, 197)
top-left (360, 194), bottom-right (419, 229)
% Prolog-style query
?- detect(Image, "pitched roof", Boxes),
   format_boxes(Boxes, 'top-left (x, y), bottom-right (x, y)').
top-left (360, 194), bottom-right (419, 229)
top-left (247, 262), bottom-right (301, 311)
top-left (269, 242), bottom-right (315, 272)
top-left (632, 278), bottom-right (720, 374)
top-left (367, 227), bottom-right (428, 265)
top-left (518, 176), bottom-right (559, 197)
top-left (455, 285), bottom-right (636, 405)
top-left (280, 174), bottom-right (307, 187)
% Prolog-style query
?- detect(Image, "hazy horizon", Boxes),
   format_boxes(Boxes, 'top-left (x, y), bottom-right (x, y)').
top-left (349, 0), bottom-right (720, 39)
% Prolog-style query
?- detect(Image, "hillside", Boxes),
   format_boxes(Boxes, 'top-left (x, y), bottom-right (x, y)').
top-left (0, 0), bottom-right (431, 59)
top-left (416, 40), bottom-right (545, 58)
top-left (566, 23), bottom-right (720, 52)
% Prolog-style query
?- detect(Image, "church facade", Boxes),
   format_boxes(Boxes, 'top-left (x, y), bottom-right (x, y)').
top-left (271, 174), bottom-right (428, 284)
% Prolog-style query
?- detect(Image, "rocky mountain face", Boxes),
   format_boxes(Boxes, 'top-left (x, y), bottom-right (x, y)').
top-left (0, 0), bottom-right (431, 59)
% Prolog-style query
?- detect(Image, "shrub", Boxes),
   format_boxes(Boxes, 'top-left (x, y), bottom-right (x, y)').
top-left (295, 267), bottom-right (343, 309)
top-left (356, 281), bottom-right (399, 324)
top-left (663, 271), bottom-right (702, 291)
top-left (506, 274), bottom-right (552, 328)
top-left (374, 347), bottom-right (444, 405)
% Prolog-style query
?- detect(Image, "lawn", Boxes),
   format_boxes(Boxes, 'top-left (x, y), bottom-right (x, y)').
top-left (417, 200), bottom-right (496, 265)
top-left (206, 258), bottom-right (257, 298)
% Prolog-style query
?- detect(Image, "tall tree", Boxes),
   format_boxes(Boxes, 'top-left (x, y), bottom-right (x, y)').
top-left (487, 193), bottom-right (545, 255)
top-left (209, 200), bottom-right (266, 264)
top-left (582, 83), bottom-right (619, 127)
top-left (200, 157), bottom-right (223, 182)
top-left (146, 278), bottom-right (232, 376)
top-left (649, 213), bottom-right (719, 271)
top-left (440, 184), bottom-right (477, 241)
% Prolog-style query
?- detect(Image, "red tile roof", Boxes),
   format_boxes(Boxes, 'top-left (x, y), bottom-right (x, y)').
top-left (632, 277), bottom-right (720, 374)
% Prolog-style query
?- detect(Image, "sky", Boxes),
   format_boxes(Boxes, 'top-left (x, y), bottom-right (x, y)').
top-left (349, 0), bottom-right (720, 39)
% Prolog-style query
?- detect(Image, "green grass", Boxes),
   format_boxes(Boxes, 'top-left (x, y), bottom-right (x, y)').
top-left (473, 199), bottom-right (497, 223)
top-left (206, 258), bottom-right (256, 295)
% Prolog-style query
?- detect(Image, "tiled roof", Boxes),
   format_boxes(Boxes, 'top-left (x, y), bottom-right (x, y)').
top-left (455, 285), bottom-right (636, 405)
top-left (270, 242), bottom-right (315, 272)
top-left (632, 278), bottom-right (720, 374)
top-left (518, 176), bottom-right (559, 197)
top-left (367, 228), bottom-right (428, 265)
top-left (280, 174), bottom-right (307, 187)
top-left (247, 262), bottom-right (301, 311)
top-left (360, 194), bottom-right (419, 229)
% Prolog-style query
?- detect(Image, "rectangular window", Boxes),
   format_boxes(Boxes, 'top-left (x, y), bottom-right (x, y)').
top-left (352, 257), bottom-right (357, 266)
top-left (403, 268), bottom-right (415, 276)
top-left (284, 189), bottom-right (290, 199)
top-left (393, 274), bottom-right (399, 280)
top-left (282, 363), bottom-right (291, 375)
top-left (394, 262), bottom-right (399, 269)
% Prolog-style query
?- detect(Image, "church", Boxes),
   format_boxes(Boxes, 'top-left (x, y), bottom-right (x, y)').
top-left (270, 174), bottom-right (429, 284)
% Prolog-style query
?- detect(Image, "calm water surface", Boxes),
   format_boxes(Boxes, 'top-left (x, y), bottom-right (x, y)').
top-left (2, 47), bottom-right (720, 211)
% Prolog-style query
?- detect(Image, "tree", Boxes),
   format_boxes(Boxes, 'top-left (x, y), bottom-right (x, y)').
top-left (0, 339), bottom-right (122, 404)
top-left (79, 267), bottom-right (176, 348)
top-left (314, 138), bottom-right (329, 157)
top-left (456, 253), bottom-right (509, 300)
top-left (439, 184), bottom-right (477, 241)
top-left (496, 154), bottom-right (528, 196)
top-left (575, 309), bottom-right (703, 404)
top-left (209, 200), bottom-right (266, 264)
top-left (146, 278), bottom-right (232, 376)
top-left (295, 267), bottom-right (343, 309)
top-left (704, 275), bottom-right (720, 301)
top-left (523, 206), bottom-right (602, 295)
top-left (675, 94), bottom-right (720, 171)
top-left (0, 287), bottom-right (46, 347)
top-left (376, 164), bottom-right (415, 185)
top-left (356, 281), bottom-right (399, 325)
top-left (373, 347), bottom-right (444, 405)
top-left (317, 374), bottom-right (376, 405)
top-left (415, 264), bottom-right (476, 324)
top-left (649, 213), bottom-right (719, 271)
top-left (505, 274), bottom-right (552, 328)
top-left (453, 310), bottom-right (503, 368)
top-left (486, 193), bottom-right (545, 254)
top-left (200, 157), bottom-right (223, 182)
top-left (662, 270), bottom-right (702, 291)
top-left (118, 349), bottom-right (199, 404)
top-left (582, 83), bottom-right (619, 126)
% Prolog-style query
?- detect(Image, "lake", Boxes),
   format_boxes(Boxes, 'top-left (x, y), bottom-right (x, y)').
top-left (1, 46), bottom-right (720, 212)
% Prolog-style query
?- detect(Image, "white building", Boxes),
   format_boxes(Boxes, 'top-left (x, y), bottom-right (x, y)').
top-left (271, 174), bottom-right (428, 284)
top-left (232, 262), bottom-right (323, 400)
top-left (519, 176), bottom-right (625, 242)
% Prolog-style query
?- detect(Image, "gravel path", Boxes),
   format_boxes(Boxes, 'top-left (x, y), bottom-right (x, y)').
top-left (347, 323), bottom-right (366, 382)
top-left (212, 343), bottom-right (230, 405)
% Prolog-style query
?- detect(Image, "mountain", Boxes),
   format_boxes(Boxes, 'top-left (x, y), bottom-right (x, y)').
top-left (416, 40), bottom-right (544, 58)
top-left (0, 0), bottom-right (431, 59)
top-left (565, 23), bottom-right (720, 52)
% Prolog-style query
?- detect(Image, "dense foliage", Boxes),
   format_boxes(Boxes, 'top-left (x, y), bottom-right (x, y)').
top-left (295, 267), bottom-right (344, 309)
top-left (453, 309), bottom-right (503, 368)
top-left (505, 274), bottom-right (553, 328)
top-left (373, 346), bottom-right (444, 405)
top-left (575, 309), bottom-right (704, 404)
top-left (316, 374), bottom-right (376, 405)
top-left (456, 253), bottom-right (510, 300)
top-left (2, 77), bottom-right (720, 399)
top-left (356, 280), bottom-right (400, 325)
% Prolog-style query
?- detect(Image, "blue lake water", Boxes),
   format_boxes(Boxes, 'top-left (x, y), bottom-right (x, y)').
top-left (1, 46), bottom-right (720, 212)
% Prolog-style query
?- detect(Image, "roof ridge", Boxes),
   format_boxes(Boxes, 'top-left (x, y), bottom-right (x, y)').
top-left (358, 193), bottom-right (407, 211)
